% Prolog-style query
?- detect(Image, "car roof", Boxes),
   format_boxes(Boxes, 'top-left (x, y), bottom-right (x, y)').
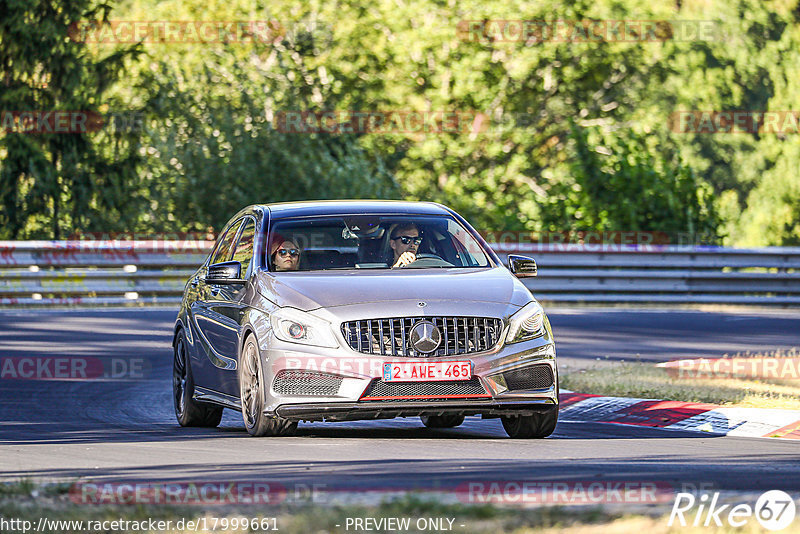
top-left (259, 200), bottom-right (452, 219)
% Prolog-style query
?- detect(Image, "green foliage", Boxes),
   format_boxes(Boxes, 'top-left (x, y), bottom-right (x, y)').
top-left (0, 0), bottom-right (145, 238)
top-left (737, 138), bottom-right (800, 246)
top-left (540, 124), bottom-right (719, 237)
top-left (139, 56), bottom-right (398, 232)
top-left (1, 0), bottom-right (799, 242)
top-left (105, 0), bottom-right (398, 232)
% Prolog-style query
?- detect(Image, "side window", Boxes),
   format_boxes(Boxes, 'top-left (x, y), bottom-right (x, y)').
top-left (231, 219), bottom-right (256, 275)
top-left (210, 220), bottom-right (243, 265)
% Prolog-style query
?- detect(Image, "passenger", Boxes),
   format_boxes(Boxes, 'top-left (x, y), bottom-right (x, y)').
top-left (270, 237), bottom-right (301, 271)
top-left (389, 223), bottom-right (423, 268)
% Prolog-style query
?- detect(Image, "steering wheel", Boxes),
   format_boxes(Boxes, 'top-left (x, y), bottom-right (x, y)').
top-left (405, 253), bottom-right (454, 268)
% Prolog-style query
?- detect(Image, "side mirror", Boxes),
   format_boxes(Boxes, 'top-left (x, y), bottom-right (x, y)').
top-left (205, 261), bottom-right (245, 284)
top-left (507, 254), bottom-right (537, 278)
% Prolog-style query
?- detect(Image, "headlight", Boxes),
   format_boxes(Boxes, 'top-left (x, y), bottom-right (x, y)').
top-left (270, 307), bottom-right (339, 348)
top-left (506, 301), bottom-right (545, 343)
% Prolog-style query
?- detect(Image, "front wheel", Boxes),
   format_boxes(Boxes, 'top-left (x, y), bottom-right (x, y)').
top-left (501, 407), bottom-right (558, 438)
top-left (173, 329), bottom-right (223, 427)
top-left (238, 335), bottom-right (297, 437)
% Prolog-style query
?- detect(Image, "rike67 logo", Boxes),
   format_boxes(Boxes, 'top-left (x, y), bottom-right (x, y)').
top-left (669, 490), bottom-right (796, 531)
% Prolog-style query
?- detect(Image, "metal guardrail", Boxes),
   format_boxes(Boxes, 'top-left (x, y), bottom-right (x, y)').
top-left (0, 241), bottom-right (209, 306)
top-left (494, 244), bottom-right (800, 305)
top-left (1, 241), bottom-right (800, 306)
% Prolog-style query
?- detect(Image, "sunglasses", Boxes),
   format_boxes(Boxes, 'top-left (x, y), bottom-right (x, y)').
top-left (277, 248), bottom-right (299, 257)
top-left (391, 235), bottom-right (423, 245)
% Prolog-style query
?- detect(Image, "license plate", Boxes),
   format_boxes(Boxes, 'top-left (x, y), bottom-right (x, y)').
top-left (383, 361), bottom-right (472, 382)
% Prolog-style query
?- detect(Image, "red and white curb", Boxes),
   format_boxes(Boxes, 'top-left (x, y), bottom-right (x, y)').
top-left (558, 392), bottom-right (800, 439)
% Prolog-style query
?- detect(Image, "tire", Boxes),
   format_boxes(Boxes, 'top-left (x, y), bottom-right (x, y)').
top-left (501, 407), bottom-right (558, 439)
top-left (238, 335), bottom-right (297, 437)
top-left (420, 414), bottom-right (465, 428)
top-left (173, 329), bottom-right (223, 427)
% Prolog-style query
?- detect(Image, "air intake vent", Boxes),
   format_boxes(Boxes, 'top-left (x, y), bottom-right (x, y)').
top-left (342, 316), bottom-right (503, 357)
top-left (360, 377), bottom-right (490, 401)
top-left (273, 370), bottom-right (343, 397)
top-left (503, 364), bottom-right (554, 391)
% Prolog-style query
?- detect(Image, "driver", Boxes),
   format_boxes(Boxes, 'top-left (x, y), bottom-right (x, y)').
top-left (389, 223), bottom-right (423, 268)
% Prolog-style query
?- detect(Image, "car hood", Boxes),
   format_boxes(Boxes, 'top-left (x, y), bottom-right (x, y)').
top-left (256, 267), bottom-right (534, 312)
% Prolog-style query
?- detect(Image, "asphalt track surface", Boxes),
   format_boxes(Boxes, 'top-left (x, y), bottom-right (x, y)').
top-left (0, 307), bottom-right (799, 496)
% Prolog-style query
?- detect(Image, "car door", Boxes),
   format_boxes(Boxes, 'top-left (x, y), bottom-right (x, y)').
top-left (190, 219), bottom-right (243, 391)
top-left (213, 216), bottom-right (257, 395)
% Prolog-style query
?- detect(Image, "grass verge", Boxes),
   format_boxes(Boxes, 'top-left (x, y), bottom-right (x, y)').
top-left (560, 348), bottom-right (800, 410)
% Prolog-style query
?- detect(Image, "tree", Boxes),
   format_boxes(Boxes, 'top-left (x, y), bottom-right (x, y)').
top-left (133, 19), bottom-right (398, 232)
top-left (0, 0), bottom-right (144, 238)
top-left (540, 123), bottom-right (719, 240)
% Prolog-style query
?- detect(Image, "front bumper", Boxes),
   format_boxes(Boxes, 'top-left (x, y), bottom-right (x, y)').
top-left (262, 330), bottom-right (558, 421)
top-left (275, 398), bottom-right (557, 422)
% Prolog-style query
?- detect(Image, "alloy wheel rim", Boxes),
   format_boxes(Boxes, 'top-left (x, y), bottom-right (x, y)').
top-left (241, 342), bottom-right (260, 428)
top-left (173, 338), bottom-right (187, 417)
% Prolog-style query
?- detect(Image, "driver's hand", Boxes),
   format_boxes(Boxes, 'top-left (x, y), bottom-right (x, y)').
top-left (392, 251), bottom-right (416, 268)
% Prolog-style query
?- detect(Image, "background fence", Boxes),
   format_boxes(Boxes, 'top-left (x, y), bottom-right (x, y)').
top-left (1, 241), bottom-right (800, 306)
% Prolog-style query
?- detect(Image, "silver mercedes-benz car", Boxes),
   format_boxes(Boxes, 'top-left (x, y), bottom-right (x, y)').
top-left (173, 200), bottom-right (558, 438)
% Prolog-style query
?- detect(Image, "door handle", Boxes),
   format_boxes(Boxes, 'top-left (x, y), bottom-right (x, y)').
top-left (190, 277), bottom-right (200, 287)
top-left (210, 286), bottom-right (221, 296)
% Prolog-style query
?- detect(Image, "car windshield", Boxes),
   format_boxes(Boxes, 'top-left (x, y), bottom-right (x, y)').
top-left (265, 215), bottom-right (491, 271)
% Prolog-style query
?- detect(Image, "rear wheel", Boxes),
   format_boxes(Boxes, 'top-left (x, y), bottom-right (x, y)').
top-left (501, 407), bottom-right (558, 438)
top-left (238, 335), bottom-right (297, 437)
top-left (420, 414), bottom-right (465, 428)
top-left (173, 329), bottom-right (223, 427)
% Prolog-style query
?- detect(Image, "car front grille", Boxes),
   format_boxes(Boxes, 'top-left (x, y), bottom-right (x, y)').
top-left (341, 316), bottom-right (503, 357)
top-left (503, 364), bottom-right (555, 391)
top-left (272, 370), bottom-right (343, 397)
top-left (359, 377), bottom-right (491, 400)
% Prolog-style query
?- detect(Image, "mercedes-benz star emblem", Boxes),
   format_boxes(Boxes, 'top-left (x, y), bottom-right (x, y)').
top-left (410, 320), bottom-right (442, 354)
